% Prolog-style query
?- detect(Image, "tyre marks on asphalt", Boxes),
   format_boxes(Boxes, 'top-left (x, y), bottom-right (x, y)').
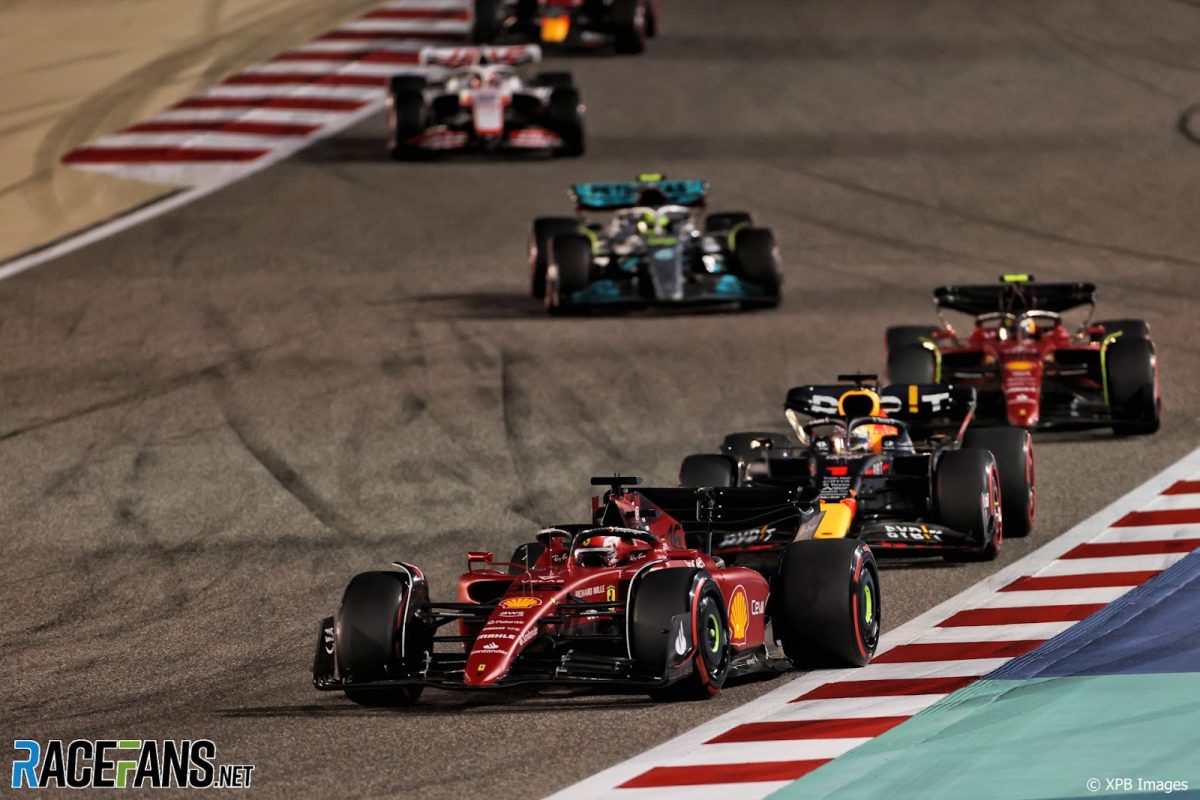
top-left (551, 448), bottom-right (1200, 799)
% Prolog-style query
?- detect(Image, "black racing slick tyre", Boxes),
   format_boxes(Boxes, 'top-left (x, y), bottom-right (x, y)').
top-left (1106, 335), bottom-right (1161, 436)
top-left (1095, 318), bottom-right (1150, 341)
top-left (963, 427), bottom-right (1035, 538)
top-left (936, 448), bottom-right (1003, 562)
top-left (388, 89), bottom-right (427, 161)
top-left (631, 568), bottom-right (730, 700)
top-left (472, 0), bottom-right (503, 43)
top-left (704, 211), bottom-right (753, 236)
top-left (610, 0), bottom-right (648, 53)
top-left (336, 571), bottom-right (427, 706)
top-left (547, 88), bottom-right (585, 157)
top-left (774, 539), bottom-right (879, 668)
top-left (529, 217), bottom-right (579, 298)
top-left (679, 454), bottom-right (738, 488)
top-left (885, 325), bottom-right (936, 354)
top-left (888, 342), bottom-right (937, 385)
top-left (733, 228), bottom-right (781, 302)
top-left (548, 234), bottom-right (592, 312)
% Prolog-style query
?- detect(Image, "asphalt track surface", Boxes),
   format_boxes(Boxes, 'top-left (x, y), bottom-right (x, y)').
top-left (2, 1), bottom-right (1199, 797)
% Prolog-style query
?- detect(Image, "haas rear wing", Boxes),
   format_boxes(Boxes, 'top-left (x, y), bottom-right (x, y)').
top-left (784, 383), bottom-right (976, 443)
top-left (419, 45), bottom-right (542, 68)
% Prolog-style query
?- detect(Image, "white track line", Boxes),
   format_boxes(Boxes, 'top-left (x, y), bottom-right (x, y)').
top-left (774, 694), bottom-right (948, 721)
top-left (981, 586), bottom-right (1130, 606)
top-left (1037, 552), bottom-right (1189, 575)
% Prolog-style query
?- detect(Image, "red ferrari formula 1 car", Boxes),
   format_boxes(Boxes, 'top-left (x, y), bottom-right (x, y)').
top-left (885, 275), bottom-right (1160, 435)
top-left (313, 477), bottom-right (878, 706)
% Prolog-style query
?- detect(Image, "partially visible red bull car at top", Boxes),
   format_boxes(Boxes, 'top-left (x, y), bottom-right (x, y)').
top-left (886, 274), bottom-right (1160, 435)
top-left (313, 476), bottom-right (879, 706)
top-left (472, 0), bottom-right (658, 55)
top-left (387, 45), bottom-right (584, 160)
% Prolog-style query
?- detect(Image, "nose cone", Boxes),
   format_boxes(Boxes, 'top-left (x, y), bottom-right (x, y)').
top-left (1002, 359), bottom-right (1042, 428)
top-left (464, 652), bottom-right (508, 686)
top-left (1006, 396), bottom-right (1039, 427)
top-left (462, 595), bottom-right (547, 686)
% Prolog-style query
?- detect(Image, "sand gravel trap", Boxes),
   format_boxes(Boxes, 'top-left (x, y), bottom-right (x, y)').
top-left (0, 0), bottom-right (380, 263)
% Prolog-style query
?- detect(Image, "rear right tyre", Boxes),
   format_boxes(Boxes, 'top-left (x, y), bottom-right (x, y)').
top-left (936, 448), bottom-right (1003, 561)
top-left (610, 0), bottom-right (648, 54)
top-left (733, 227), bottom-right (781, 302)
top-left (1106, 335), bottom-right (1160, 435)
top-left (774, 539), bottom-right (879, 668)
top-left (547, 87), bottom-right (585, 157)
top-left (962, 427), bottom-right (1035, 538)
top-left (704, 211), bottom-right (753, 236)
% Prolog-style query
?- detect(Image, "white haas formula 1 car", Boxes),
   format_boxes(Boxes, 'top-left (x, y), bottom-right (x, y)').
top-left (387, 45), bottom-right (584, 160)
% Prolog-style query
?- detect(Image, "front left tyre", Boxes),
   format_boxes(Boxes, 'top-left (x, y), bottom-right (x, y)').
top-left (630, 568), bottom-right (730, 700)
top-left (336, 571), bottom-right (429, 706)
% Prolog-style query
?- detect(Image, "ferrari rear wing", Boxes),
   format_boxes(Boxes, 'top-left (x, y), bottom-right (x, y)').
top-left (933, 279), bottom-right (1096, 316)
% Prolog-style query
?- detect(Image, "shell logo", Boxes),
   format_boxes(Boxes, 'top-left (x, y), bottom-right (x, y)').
top-left (728, 585), bottom-right (749, 645)
top-left (499, 596), bottom-right (540, 610)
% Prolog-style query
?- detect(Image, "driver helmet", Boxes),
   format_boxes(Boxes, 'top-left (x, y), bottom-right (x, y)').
top-left (636, 211), bottom-right (668, 236)
top-left (574, 534), bottom-right (630, 568)
top-left (849, 423), bottom-right (900, 454)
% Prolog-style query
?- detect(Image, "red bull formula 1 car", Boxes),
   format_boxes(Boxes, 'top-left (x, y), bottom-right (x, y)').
top-left (885, 275), bottom-right (1160, 435)
top-left (678, 375), bottom-right (1035, 566)
top-left (313, 476), bottom-right (878, 706)
top-left (473, 0), bottom-right (658, 54)
top-left (387, 45), bottom-right (583, 159)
